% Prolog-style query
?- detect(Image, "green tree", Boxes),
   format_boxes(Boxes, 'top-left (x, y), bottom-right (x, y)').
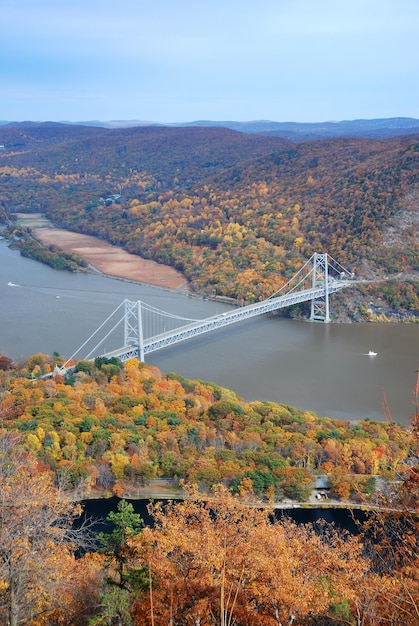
top-left (93, 500), bottom-right (148, 626)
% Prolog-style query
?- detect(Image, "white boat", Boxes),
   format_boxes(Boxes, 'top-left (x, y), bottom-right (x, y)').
top-left (367, 350), bottom-right (377, 356)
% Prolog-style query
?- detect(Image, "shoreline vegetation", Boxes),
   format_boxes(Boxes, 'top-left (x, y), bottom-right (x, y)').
top-left (9, 213), bottom-right (189, 291)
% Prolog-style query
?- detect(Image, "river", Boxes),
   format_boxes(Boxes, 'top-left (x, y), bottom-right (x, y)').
top-left (1, 238), bottom-right (417, 424)
top-left (79, 497), bottom-right (367, 538)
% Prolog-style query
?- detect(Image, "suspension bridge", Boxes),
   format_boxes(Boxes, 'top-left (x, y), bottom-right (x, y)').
top-left (60, 253), bottom-right (356, 371)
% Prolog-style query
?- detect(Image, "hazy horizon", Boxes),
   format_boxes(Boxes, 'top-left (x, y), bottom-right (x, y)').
top-left (1, 116), bottom-right (419, 127)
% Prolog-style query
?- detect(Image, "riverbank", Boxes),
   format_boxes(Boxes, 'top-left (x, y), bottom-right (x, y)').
top-left (15, 213), bottom-right (189, 292)
top-left (84, 486), bottom-right (377, 515)
top-left (83, 478), bottom-right (376, 513)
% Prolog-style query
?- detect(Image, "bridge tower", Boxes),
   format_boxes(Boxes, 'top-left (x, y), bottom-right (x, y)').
top-left (124, 299), bottom-right (144, 361)
top-left (310, 253), bottom-right (330, 323)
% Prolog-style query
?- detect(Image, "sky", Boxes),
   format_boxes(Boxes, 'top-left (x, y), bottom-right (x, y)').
top-left (2, 0), bottom-right (419, 124)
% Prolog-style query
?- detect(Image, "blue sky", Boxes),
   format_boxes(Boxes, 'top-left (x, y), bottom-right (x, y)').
top-left (2, 0), bottom-right (418, 123)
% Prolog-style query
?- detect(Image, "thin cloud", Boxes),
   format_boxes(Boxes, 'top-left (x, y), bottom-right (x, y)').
top-left (1, 0), bottom-right (418, 122)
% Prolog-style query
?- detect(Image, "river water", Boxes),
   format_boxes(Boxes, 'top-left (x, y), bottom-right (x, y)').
top-left (80, 497), bottom-right (366, 538)
top-left (1, 238), bottom-right (417, 424)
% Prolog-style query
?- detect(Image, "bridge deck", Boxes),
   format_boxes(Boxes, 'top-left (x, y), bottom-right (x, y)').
top-left (104, 280), bottom-right (351, 361)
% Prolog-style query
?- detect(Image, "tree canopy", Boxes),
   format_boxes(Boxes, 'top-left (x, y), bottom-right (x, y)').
top-left (0, 354), bottom-right (414, 504)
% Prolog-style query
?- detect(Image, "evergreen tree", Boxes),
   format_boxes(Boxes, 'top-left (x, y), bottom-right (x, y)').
top-left (93, 500), bottom-right (148, 626)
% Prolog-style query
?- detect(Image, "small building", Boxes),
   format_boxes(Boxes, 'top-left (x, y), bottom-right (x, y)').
top-left (313, 475), bottom-right (331, 499)
top-left (99, 193), bottom-right (122, 206)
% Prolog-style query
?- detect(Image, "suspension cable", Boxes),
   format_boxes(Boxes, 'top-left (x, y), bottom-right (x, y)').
top-left (62, 300), bottom-right (126, 367)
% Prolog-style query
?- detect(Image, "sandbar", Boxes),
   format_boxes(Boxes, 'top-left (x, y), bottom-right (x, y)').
top-left (31, 226), bottom-right (188, 291)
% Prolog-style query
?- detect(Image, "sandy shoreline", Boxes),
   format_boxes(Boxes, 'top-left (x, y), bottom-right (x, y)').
top-left (30, 224), bottom-right (188, 291)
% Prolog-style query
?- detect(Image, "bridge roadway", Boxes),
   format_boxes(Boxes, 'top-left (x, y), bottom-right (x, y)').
top-left (103, 279), bottom-right (352, 362)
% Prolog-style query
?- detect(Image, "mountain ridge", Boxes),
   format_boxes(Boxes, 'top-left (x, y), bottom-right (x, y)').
top-left (1, 117), bottom-right (419, 141)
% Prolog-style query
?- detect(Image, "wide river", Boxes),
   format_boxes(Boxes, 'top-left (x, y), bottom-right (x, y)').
top-left (1, 238), bottom-right (417, 424)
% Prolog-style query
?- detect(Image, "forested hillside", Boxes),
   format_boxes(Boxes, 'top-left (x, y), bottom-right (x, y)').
top-left (0, 123), bottom-right (290, 192)
top-left (0, 123), bottom-right (418, 314)
top-left (0, 353), bottom-right (414, 502)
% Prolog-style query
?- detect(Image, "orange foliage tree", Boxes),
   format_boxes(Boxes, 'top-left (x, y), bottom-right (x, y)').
top-left (132, 484), bottom-right (368, 626)
top-left (354, 381), bottom-right (419, 626)
top-left (0, 433), bottom-right (96, 626)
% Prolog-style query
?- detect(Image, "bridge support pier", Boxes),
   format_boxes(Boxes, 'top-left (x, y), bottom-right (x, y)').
top-left (124, 299), bottom-right (144, 361)
top-left (310, 253), bottom-right (330, 323)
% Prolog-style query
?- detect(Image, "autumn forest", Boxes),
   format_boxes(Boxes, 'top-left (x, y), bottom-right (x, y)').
top-left (0, 353), bottom-right (418, 625)
top-left (0, 122), bottom-right (418, 625)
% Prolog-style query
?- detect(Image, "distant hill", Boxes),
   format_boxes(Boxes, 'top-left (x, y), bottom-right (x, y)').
top-left (168, 117), bottom-right (419, 141)
top-left (0, 123), bottom-right (290, 190)
top-left (1, 117), bottom-right (419, 141)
